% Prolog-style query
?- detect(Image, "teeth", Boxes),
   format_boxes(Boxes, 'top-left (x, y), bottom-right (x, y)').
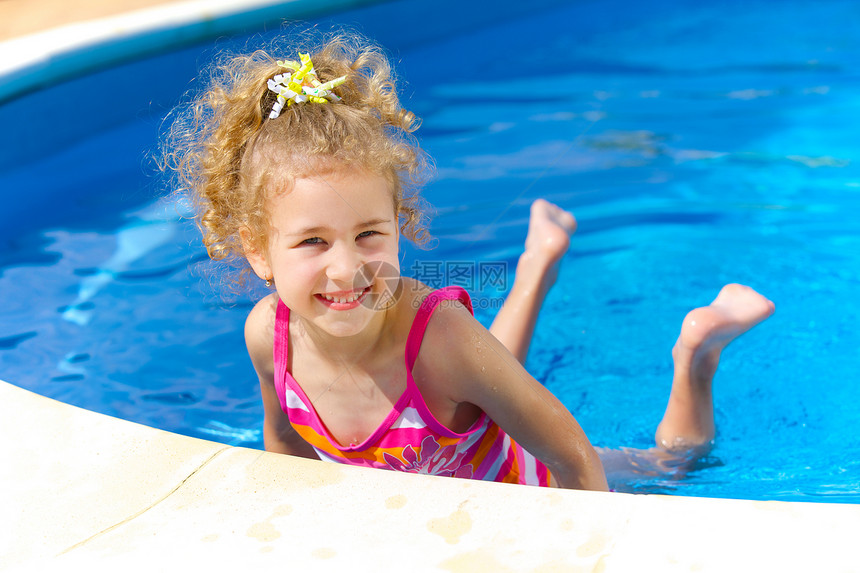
top-left (322, 288), bottom-right (365, 304)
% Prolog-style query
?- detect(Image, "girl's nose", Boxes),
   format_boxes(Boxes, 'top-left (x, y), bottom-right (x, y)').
top-left (325, 243), bottom-right (361, 283)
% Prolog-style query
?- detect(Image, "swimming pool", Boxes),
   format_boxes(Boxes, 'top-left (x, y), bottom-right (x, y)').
top-left (1, 0), bottom-right (858, 502)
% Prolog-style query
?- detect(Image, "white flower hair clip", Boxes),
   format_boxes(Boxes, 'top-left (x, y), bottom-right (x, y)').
top-left (267, 53), bottom-right (347, 119)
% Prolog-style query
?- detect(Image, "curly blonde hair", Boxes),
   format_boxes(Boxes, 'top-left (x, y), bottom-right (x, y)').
top-left (161, 30), bottom-right (432, 277)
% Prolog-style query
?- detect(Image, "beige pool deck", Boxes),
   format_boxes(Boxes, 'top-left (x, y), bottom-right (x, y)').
top-left (2, 1), bottom-right (860, 571)
top-left (3, 380), bottom-right (859, 571)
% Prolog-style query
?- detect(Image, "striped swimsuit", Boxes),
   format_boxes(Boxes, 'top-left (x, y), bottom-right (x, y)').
top-left (273, 286), bottom-right (551, 486)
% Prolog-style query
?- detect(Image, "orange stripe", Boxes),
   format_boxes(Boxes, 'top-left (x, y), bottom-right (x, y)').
top-left (293, 425), bottom-right (378, 462)
top-left (468, 422), bottom-right (500, 468)
top-left (294, 424), bottom-right (444, 465)
top-left (501, 450), bottom-right (520, 484)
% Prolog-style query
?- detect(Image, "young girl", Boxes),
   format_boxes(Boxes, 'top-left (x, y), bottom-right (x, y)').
top-left (164, 32), bottom-right (774, 491)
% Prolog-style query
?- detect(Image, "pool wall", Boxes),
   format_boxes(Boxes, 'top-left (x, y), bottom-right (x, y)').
top-left (2, 1), bottom-right (859, 570)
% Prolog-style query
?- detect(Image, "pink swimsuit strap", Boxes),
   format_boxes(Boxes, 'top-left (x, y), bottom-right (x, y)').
top-left (405, 286), bottom-right (473, 370)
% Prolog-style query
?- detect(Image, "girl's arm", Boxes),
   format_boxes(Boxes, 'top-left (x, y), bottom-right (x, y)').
top-left (245, 294), bottom-right (320, 459)
top-left (416, 299), bottom-right (608, 491)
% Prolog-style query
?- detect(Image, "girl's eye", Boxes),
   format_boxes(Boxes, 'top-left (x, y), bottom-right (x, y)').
top-left (300, 237), bottom-right (325, 246)
top-left (357, 230), bottom-right (377, 239)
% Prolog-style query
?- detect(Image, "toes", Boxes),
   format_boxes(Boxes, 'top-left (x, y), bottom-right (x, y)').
top-left (678, 285), bottom-right (773, 354)
top-left (712, 284), bottom-right (775, 322)
top-left (528, 200), bottom-right (577, 236)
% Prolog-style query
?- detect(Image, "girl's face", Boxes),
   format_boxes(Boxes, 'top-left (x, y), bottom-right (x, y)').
top-left (247, 166), bottom-right (401, 338)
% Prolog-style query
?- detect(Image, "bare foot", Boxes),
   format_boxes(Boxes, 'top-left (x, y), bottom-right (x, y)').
top-left (678, 283), bottom-right (775, 365)
top-left (655, 284), bottom-right (774, 452)
top-left (519, 199), bottom-right (577, 293)
top-left (487, 200), bottom-right (577, 363)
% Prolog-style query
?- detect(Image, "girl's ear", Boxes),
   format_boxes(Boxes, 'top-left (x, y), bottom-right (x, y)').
top-left (240, 228), bottom-right (272, 282)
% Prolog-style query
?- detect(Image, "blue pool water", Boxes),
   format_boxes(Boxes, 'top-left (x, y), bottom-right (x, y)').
top-left (1, 0), bottom-right (859, 502)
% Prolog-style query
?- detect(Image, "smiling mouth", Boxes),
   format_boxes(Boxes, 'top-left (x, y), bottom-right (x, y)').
top-left (318, 285), bottom-right (371, 304)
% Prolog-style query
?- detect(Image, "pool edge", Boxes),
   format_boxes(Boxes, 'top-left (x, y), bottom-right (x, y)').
top-left (0, 0), bottom-right (387, 104)
top-left (1, 379), bottom-right (858, 570)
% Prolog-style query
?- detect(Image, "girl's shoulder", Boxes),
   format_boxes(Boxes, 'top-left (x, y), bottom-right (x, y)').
top-left (245, 292), bottom-right (279, 331)
top-left (244, 293), bottom-right (280, 365)
top-left (401, 279), bottom-right (478, 371)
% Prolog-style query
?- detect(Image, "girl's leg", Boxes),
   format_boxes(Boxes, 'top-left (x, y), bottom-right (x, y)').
top-left (600, 284), bottom-right (774, 482)
top-left (489, 199), bottom-right (577, 363)
top-left (654, 283), bottom-right (774, 453)
top-left (489, 201), bottom-right (776, 482)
